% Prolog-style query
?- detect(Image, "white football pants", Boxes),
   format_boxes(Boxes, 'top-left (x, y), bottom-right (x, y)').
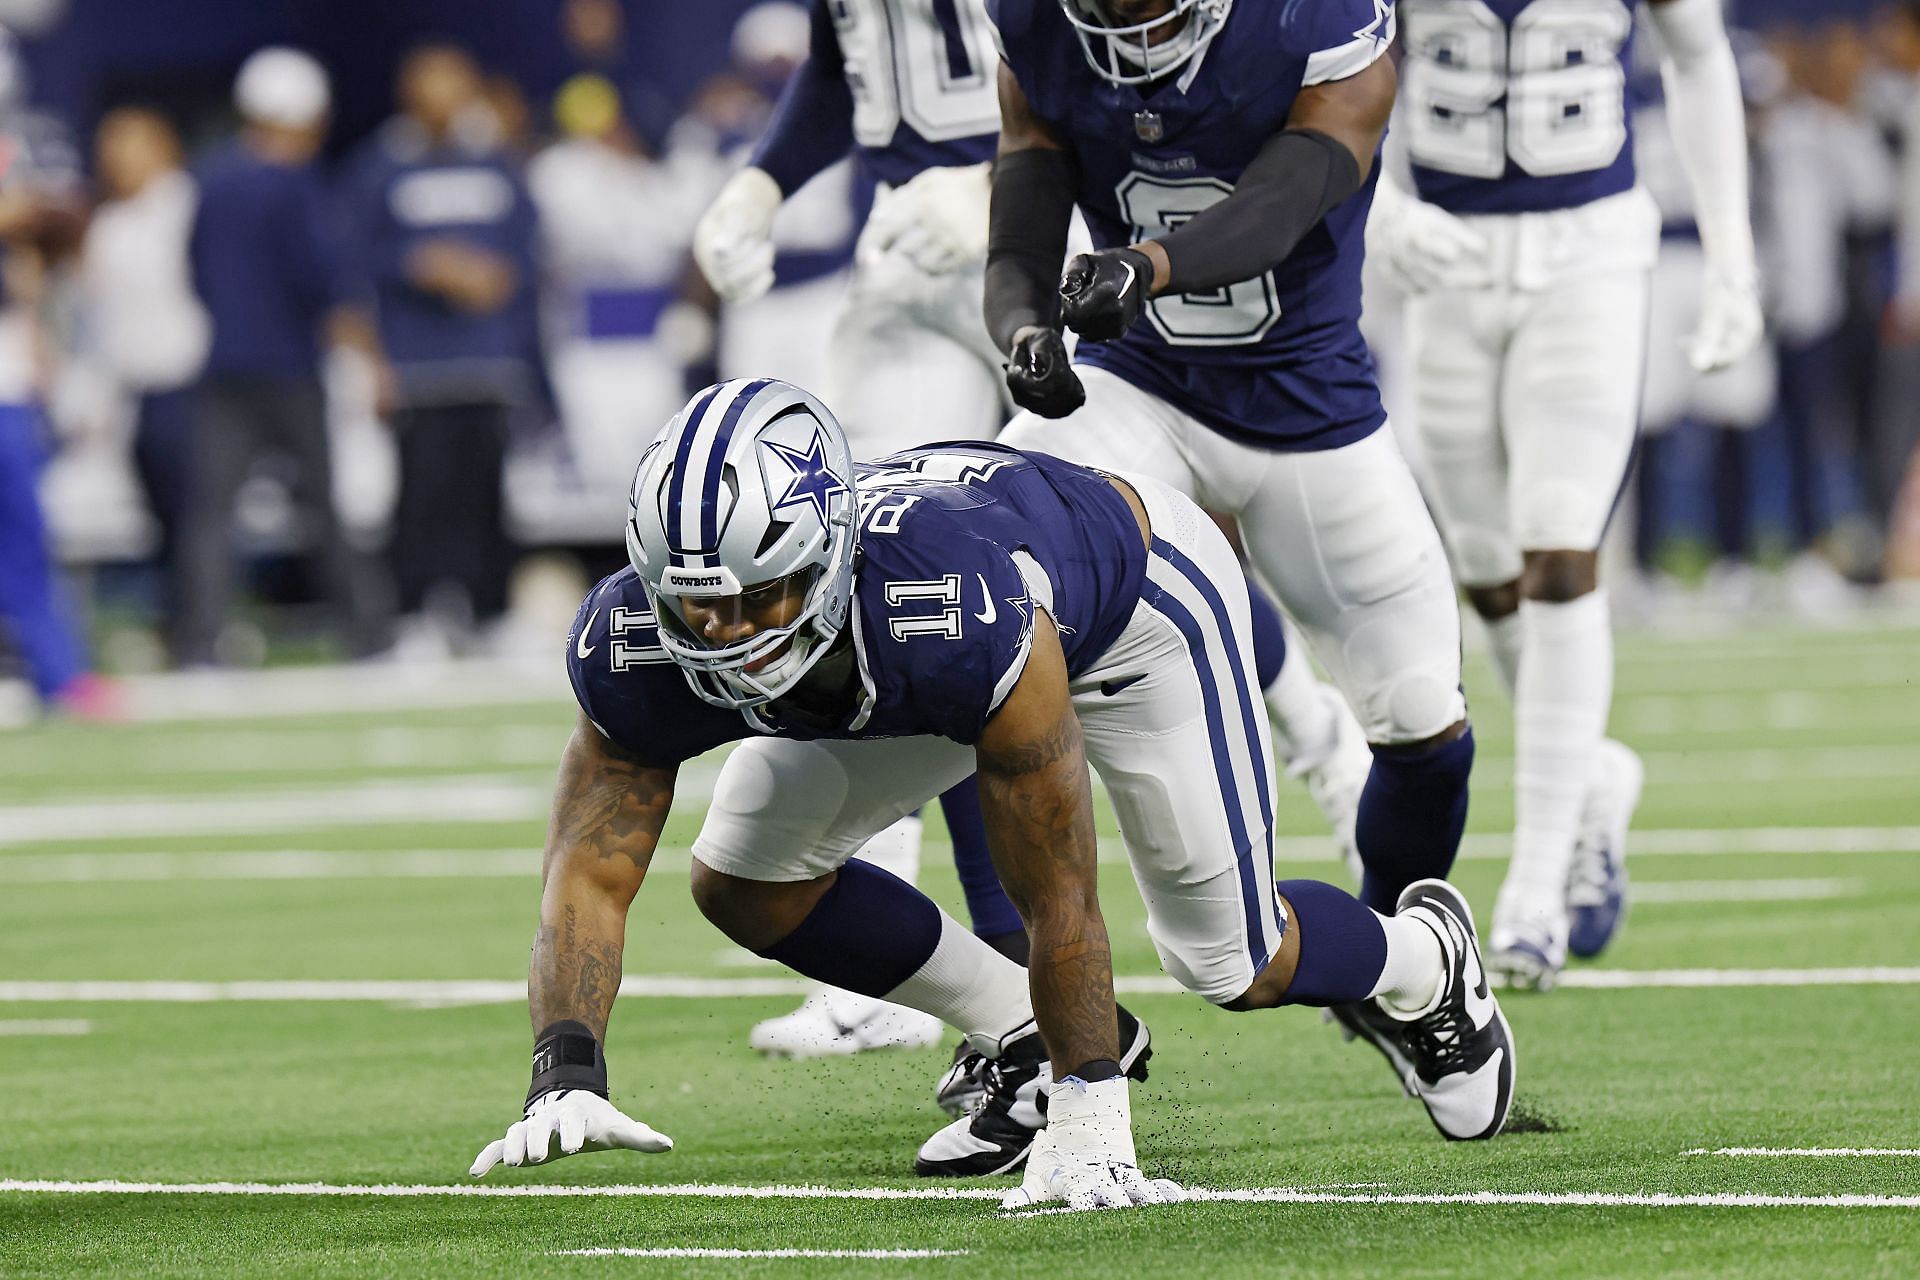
top-left (999, 369), bottom-right (1465, 746)
top-left (692, 476), bottom-right (1287, 1005)
top-left (1408, 187), bottom-right (1659, 587)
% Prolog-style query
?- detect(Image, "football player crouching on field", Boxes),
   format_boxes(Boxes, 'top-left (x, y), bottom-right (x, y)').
top-left (470, 378), bottom-right (1515, 1209)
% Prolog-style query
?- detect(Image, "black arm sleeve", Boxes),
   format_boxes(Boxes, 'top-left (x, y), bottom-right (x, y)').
top-left (1155, 129), bottom-right (1363, 295)
top-left (984, 147), bottom-right (1079, 355)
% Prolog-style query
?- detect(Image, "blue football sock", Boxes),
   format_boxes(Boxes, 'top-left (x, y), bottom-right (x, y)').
top-left (758, 858), bottom-right (942, 997)
top-left (1273, 878), bottom-right (1387, 1006)
top-left (1356, 727), bottom-right (1475, 913)
top-left (943, 776), bottom-right (1026, 944)
top-left (1245, 576), bottom-right (1287, 690)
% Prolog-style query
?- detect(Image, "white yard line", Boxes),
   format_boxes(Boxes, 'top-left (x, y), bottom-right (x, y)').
top-left (1628, 878), bottom-right (1864, 904)
top-left (115, 661), bottom-right (567, 724)
top-left (557, 1248), bottom-right (969, 1259)
top-left (7, 827), bottom-right (1919, 882)
top-left (0, 778), bottom-right (551, 847)
top-left (1684, 1148), bottom-right (1920, 1159)
top-left (4, 968), bottom-right (1919, 1005)
top-left (0, 1020), bottom-right (90, 1036)
top-left (1, 1180), bottom-right (1915, 1210)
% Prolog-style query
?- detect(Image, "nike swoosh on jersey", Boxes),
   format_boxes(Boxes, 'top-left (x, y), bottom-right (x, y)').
top-left (1099, 674), bottom-right (1147, 697)
top-left (973, 575), bottom-right (997, 624)
top-left (576, 609), bottom-right (600, 660)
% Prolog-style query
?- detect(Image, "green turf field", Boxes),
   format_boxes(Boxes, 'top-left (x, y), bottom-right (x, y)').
top-left (2, 623), bottom-right (1918, 1277)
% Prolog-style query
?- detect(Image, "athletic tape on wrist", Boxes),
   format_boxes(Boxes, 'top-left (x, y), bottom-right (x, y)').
top-left (528, 1020), bottom-right (608, 1107)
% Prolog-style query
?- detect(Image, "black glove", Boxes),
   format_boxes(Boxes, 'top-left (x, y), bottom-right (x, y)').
top-left (1059, 247), bottom-right (1154, 342)
top-left (1004, 327), bottom-right (1085, 419)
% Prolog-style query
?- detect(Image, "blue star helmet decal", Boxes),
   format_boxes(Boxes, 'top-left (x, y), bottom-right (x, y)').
top-left (764, 431), bottom-right (850, 524)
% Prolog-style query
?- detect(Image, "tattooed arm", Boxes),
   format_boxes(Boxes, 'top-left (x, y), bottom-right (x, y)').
top-left (528, 712), bottom-right (677, 1040)
top-left (973, 613), bottom-right (1115, 1076)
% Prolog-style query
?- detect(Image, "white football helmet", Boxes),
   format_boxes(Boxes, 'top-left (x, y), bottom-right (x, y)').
top-left (626, 378), bottom-right (859, 709)
top-left (1059, 0), bottom-right (1234, 87)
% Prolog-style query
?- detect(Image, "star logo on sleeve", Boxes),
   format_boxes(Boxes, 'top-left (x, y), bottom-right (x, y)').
top-left (1355, 0), bottom-right (1394, 50)
top-left (764, 432), bottom-right (850, 523)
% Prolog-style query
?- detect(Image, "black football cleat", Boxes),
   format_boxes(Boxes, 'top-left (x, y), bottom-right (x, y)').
top-left (914, 1005), bottom-right (1151, 1177)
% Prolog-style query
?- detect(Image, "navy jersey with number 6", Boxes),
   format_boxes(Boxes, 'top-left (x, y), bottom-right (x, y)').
top-left (1400, 0), bottom-right (1638, 215)
top-left (566, 444), bottom-right (1146, 768)
top-left (991, 0), bottom-right (1397, 452)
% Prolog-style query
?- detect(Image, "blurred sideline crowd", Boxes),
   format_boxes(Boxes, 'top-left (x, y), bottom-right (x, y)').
top-left (4, 0), bottom-right (1920, 720)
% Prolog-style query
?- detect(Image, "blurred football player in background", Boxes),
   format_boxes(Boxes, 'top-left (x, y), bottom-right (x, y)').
top-left (1368, 0), bottom-right (1763, 987)
top-left (470, 378), bottom-right (1515, 1208)
top-left (986, 0), bottom-right (1480, 1103)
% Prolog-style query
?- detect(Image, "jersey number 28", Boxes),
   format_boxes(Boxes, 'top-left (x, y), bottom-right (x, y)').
top-left (1402, 0), bottom-right (1631, 181)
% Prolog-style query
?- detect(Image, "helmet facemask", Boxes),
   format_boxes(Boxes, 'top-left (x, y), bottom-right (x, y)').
top-left (1058, 0), bottom-right (1234, 87)
top-left (626, 380), bottom-right (860, 711)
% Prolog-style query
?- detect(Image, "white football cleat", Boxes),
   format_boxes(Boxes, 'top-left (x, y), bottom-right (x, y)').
top-left (1489, 868), bottom-right (1571, 991)
top-left (1285, 682), bottom-right (1373, 879)
top-left (1393, 879), bottom-right (1516, 1140)
top-left (748, 988), bottom-right (944, 1058)
top-left (1568, 739), bottom-right (1644, 960)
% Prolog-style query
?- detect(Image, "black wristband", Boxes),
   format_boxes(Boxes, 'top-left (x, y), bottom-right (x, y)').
top-left (528, 1020), bottom-right (608, 1107)
top-left (1067, 1058), bottom-right (1123, 1084)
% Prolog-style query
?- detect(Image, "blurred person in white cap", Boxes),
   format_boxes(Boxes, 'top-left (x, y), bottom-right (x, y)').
top-left (175, 46), bottom-right (385, 667)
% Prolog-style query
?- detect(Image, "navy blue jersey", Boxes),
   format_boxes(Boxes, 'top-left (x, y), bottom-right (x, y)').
top-left (992, 0), bottom-right (1395, 452)
top-left (830, 0), bottom-right (1000, 185)
top-left (1401, 0), bottom-right (1638, 215)
top-left (755, 0), bottom-right (999, 194)
top-left (568, 444), bottom-right (1146, 767)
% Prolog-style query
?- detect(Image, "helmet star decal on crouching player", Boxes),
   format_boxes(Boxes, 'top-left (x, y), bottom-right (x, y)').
top-left (626, 378), bottom-right (858, 710)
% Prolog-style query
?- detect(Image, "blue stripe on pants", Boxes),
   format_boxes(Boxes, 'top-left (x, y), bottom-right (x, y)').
top-left (0, 403), bottom-right (83, 697)
top-left (1149, 537), bottom-right (1277, 843)
top-left (1142, 557), bottom-right (1273, 975)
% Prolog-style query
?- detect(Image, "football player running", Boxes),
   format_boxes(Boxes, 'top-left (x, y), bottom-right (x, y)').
top-left (984, 0), bottom-right (1486, 1079)
top-left (470, 379), bottom-right (1516, 1209)
top-left (1368, 0), bottom-right (1762, 987)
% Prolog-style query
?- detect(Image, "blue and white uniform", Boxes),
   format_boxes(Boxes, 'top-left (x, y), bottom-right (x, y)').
top-left (1632, 51), bottom-right (1771, 436)
top-left (1391, 0), bottom-right (1659, 584)
top-left (994, 0), bottom-right (1466, 747)
top-left (569, 442), bottom-right (1288, 1002)
top-left (749, 0), bottom-right (1011, 453)
top-left (995, 0), bottom-right (1392, 451)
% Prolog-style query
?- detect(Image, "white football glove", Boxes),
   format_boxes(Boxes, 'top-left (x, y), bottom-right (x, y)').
top-left (693, 167), bottom-right (783, 304)
top-left (1367, 177), bottom-right (1491, 295)
top-left (859, 161), bottom-right (992, 277)
top-left (1000, 1077), bottom-right (1185, 1212)
top-left (469, 1089), bottom-right (673, 1178)
top-left (1689, 257), bottom-right (1764, 374)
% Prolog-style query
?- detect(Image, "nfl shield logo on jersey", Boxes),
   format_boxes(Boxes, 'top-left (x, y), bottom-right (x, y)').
top-left (1133, 109), bottom-right (1163, 143)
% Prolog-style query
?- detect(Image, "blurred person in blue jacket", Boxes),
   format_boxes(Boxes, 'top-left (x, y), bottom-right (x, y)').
top-left (0, 24), bottom-right (114, 720)
top-left (345, 44), bottom-right (540, 651)
top-left (177, 47), bottom-right (384, 667)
